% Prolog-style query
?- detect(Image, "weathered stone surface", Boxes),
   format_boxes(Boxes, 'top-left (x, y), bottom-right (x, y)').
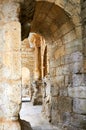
top-left (73, 62), bottom-right (83, 74)
top-left (71, 114), bottom-right (86, 129)
top-left (72, 74), bottom-right (84, 87)
top-left (2, 1), bottom-right (20, 22)
top-left (0, 21), bottom-right (21, 130)
top-left (73, 98), bottom-right (86, 114)
top-left (0, 121), bottom-right (21, 130)
top-left (51, 83), bottom-right (59, 96)
top-left (68, 86), bottom-right (86, 98)
top-left (59, 88), bottom-right (68, 96)
top-left (71, 52), bottom-right (83, 62)
top-left (51, 97), bottom-right (72, 112)
top-left (54, 46), bottom-right (65, 59)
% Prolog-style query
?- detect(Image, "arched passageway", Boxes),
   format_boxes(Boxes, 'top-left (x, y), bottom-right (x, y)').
top-left (20, 1), bottom-right (86, 130)
top-left (0, 0), bottom-right (86, 130)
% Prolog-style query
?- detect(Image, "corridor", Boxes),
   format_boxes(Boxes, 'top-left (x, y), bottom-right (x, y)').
top-left (20, 102), bottom-right (60, 130)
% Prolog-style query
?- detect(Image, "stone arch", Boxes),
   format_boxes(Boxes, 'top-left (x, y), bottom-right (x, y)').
top-left (30, 1), bottom-right (85, 128)
top-left (35, 0), bottom-right (81, 26)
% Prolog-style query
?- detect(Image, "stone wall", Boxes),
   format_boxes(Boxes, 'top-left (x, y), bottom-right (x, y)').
top-left (40, 1), bottom-right (86, 130)
top-left (49, 21), bottom-right (86, 129)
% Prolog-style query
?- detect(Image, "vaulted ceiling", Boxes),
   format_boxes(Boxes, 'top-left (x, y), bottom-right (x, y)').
top-left (20, 0), bottom-right (74, 41)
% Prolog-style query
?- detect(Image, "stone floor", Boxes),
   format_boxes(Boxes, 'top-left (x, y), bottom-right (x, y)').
top-left (20, 102), bottom-right (59, 130)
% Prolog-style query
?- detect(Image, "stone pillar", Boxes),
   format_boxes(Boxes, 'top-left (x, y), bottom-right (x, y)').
top-left (34, 46), bottom-right (40, 80)
top-left (0, 22), bottom-right (21, 130)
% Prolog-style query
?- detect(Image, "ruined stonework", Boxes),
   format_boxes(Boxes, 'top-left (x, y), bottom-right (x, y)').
top-left (0, 0), bottom-right (86, 130)
top-left (33, 1), bottom-right (86, 130)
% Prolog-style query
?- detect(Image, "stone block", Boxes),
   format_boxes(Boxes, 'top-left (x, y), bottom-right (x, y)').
top-left (0, 121), bottom-right (21, 130)
top-left (3, 22), bottom-right (21, 51)
top-left (60, 22), bottom-right (73, 35)
top-left (65, 55), bottom-right (71, 64)
top-left (72, 74), bottom-right (84, 87)
top-left (56, 65), bottom-right (70, 76)
top-left (71, 52), bottom-right (83, 62)
top-left (59, 88), bottom-right (68, 96)
top-left (55, 0), bottom-right (67, 9)
top-left (54, 46), bottom-right (65, 59)
top-left (65, 75), bottom-right (71, 87)
top-left (2, 1), bottom-right (20, 22)
top-left (71, 114), bottom-right (86, 129)
top-left (0, 82), bottom-right (21, 119)
top-left (51, 97), bottom-right (72, 113)
top-left (73, 62), bottom-right (83, 74)
top-left (2, 52), bottom-right (21, 79)
top-left (51, 109), bottom-right (60, 125)
top-left (50, 68), bottom-right (56, 76)
top-left (68, 86), bottom-right (86, 98)
top-left (51, 83), bottom-right (59, 96)
top-left (73, 98), bottom-right (86, 114)
top-left (62, 30), bottom-right (76, 44)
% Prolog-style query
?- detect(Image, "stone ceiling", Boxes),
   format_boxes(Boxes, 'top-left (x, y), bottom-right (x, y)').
top-left (31, 1), bottom-right (71, 41)
top-left (20, 0), bottom-right (73, 41)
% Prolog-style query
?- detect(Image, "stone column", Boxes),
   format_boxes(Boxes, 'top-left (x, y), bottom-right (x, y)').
top-left (0, 22), bottom-right (21, 130)
top-left (34, 46), bottom-right (40, 80)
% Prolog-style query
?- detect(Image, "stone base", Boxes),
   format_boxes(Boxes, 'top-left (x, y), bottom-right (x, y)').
top-left (0, 120), bottom-right (21, 130)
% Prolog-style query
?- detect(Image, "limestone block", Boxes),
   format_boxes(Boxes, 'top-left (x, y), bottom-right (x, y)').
top-left (0, 82), bottom-right (21, 119)
top-left (62, 30), bottom-right (76, 44)
top-left (56, 65), bottom-right (70, 76)
top-left (51, 97), bottom-right (58, 110)
top-left (60, 56), bottom-right (65, 65)
top-left (56, 76), bottom-right (65, 88)
top-left (50, 68), bottom-right (56, 76)
top-left (73, 62), bottom-right (83, 74)
top-left (51, 109), bottom-right (60, 125)
top-left (60, 22), bottom-right (73, 35)
top-left (0, 121), bottom-right (21, 130)
top-left (22, 67), bottom-right (30, 85)
top-left (51, 83), bottom-right (59, 96)
top-left (73, 98), bottom-right (86, 114)
top-left (50, 60), bottom-right (57, 68)
top-left (65, 55), bottom-right (71, 64)
top-left (3, 22), bottom-right (21, 51)
top-left (54, 46), bottom-right (65, 59)
top-left (71, 51), bottom-right (83, 62)
top-left (81, 7), bottom-right (86, 21)
top-left (71, 114), bottom-right (86, 129)
top-left (52, 97), bottom-right (72, 112)
top-left (2, 1), bottom-right (20, 22)
top-left (55, 0), bottom-right (67, 9)
top-left (65, 75), bottom-right (71, 87)
top-left (75, 26), bottom-right (82, 38)
top-left (0, 28), bottom-right (4, 51)
top-left (68, 86), bottom-right (86, 98)
top-left (84, 60), bottom-right (86, 72)
top-left (59, 88), bottom-right (68, 96)
top-left (72, 74), bottom-right (84, 87)
top-left (2, 52), bottom-right (21, 79)
top-left (62, 112), bottom-right (71, 125)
